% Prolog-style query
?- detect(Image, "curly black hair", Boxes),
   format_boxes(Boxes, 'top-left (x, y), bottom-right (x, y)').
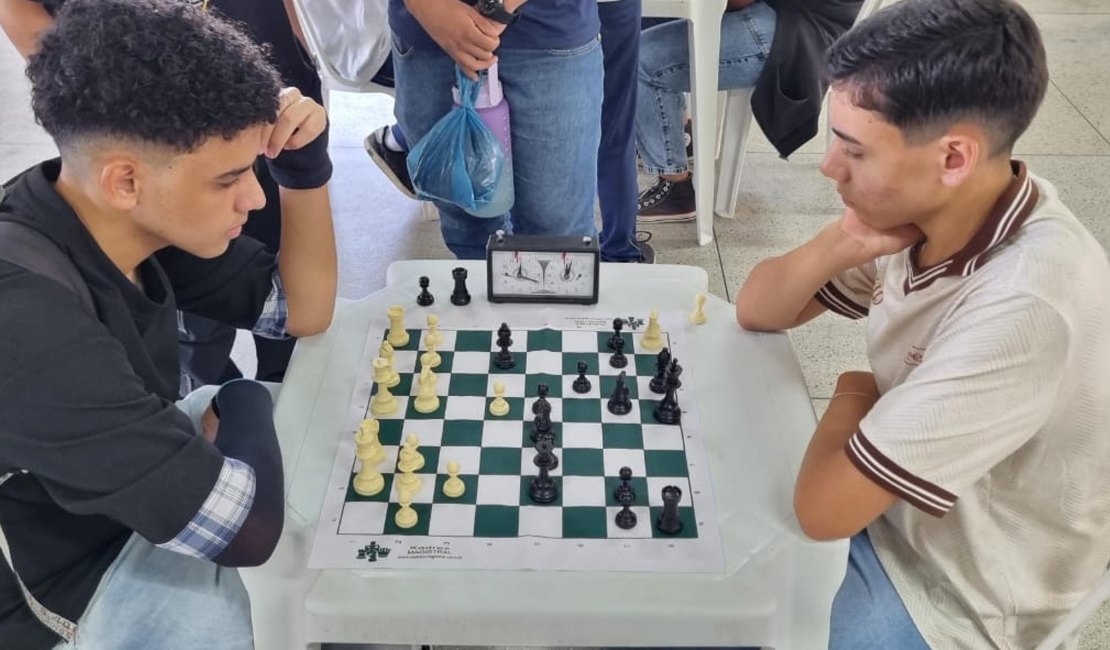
top-left (27, 0), bottom-right (282, 152)
top-left (828, 0), bottom-right (1048, 156)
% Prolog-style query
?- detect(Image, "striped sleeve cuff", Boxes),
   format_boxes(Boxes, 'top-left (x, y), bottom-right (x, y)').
top-left (156, 458), bottom-right (256, 560)
top-left (252, 270), bottom-right (290, 340)
top-left (844, 431), bottom-right (957, 517)
top-left (815, 281), bottom-right (869, 320)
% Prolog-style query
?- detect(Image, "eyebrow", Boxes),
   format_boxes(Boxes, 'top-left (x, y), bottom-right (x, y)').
top-left (214, 164), bottom-right (254, 181)
top-left (831, 128), bottom-right (864, 147)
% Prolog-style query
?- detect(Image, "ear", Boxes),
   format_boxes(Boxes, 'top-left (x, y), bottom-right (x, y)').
top-left (938, 127), bottom-right (982, 188)
top-left (98, 157), bottom-right (142, 211)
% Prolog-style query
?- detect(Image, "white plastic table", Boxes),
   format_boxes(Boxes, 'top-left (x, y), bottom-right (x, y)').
top-left (243, 261), bottom-right (847, 649)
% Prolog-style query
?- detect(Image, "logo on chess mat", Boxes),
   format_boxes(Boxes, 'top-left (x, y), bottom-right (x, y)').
top-left (356, 542), bottom-right (391, 562)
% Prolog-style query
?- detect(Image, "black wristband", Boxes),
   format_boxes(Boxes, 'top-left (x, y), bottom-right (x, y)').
top-left (265, 120), bottom-right (333, 190)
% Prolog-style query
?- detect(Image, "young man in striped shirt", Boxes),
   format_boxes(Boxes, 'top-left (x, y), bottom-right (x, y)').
top-left (737, 0), bottom-right (1110, 647)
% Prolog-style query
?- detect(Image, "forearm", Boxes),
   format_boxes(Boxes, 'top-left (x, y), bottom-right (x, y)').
top-left (735, 224), bottom-right (865, 331)
top-left (0, 0), bottom-right (52, 59)
top-left (278, 185), bottom-right (337, 337)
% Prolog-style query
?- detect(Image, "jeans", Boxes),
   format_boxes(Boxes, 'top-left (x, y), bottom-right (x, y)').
top-left (393, 37), bottom-right (604, 259)
top-left (597, 0), bottom-right (644, 262)
top-left (828, 531), bottom-right (931, 649)
top-left (636, 2), bottom-right (777, 175)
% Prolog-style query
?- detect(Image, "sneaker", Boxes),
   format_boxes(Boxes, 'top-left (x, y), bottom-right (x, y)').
top-left (364, 125), bottom-right (416, 199)
top-left (637, 176), bottom-right (696, 223)
top-left (633, 231), bottom-right (656, 263)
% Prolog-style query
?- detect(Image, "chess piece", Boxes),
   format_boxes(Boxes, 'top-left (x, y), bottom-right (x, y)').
top-left (442, 460), bottom-right (466, 498)
top-left (356, 418), bottom-right (386, 466)
top-left (650, 347), bottom-right (672, 394)
top-left (615, 489), bottom-right (637, 530)
top-left (378, 340), bottom-right (395, 365)
top-left (413, 365), bottom-right (440, 414)
top-left (530, 384), bottom-right (553, 441)
top-left (450, 267), bottom-right (471, 306)
top-left (352, 425), bottom-right (385, 496)
top-left (494, 322), bottom-right (514, 370)
top-left (421, 344), bottom-right (441, 369)
top-left (374, 347), bottom-right (400, 388)
top-left (394, 488), bottom-right (418, 529)
top-left (528, 438), bottom-right (559, 504)
top-left (396, 467), bottom-right (422, 494)
top-left (612, 466), bottom-right (637, 503)
top-left (667, 357), bottom-right (684, 389)
top-left (424, 314), bottom-right (443, 347)
top-left (608, 317), bottom-right (625, 350)
top-left (416, 275), bottom-right (434, 306)
top-left (656, 485), bottom-right (684, 535)
top-left (640, 310), bottom-right (663, 351)
top-left (387, 305), bottom-right (410, 347)
top-left (489, 381), bottom-right (510, 416)
top-left (609, 334), bottom-right (628, 369)
top-left (572, 360), bottom-right (591, 394)
top-left (689, 293), bottom-right (708, 325)
top-left (607, 371), bottom-right (632, 416)
top-left (653, 365), bottom-right (681, 425)
top-left (369, 358), bottom-right (398, 417)
top-left (396, 434), bottom-right (425, 473)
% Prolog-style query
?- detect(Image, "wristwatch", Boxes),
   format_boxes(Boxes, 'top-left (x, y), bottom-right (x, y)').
top-left (465, 0), bottom-right (521, 25)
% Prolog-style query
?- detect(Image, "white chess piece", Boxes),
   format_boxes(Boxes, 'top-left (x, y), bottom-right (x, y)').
top-left (641, 309), bottom-right (663, 351)
top-left (396, 434), bottom-right (425, 472)
top-left (352, 425), bottom-right (385, 496)
top-left (394, 488), bottom-right (418, 529)
top-left (442, 460), bottom-right (465, 498)
top-left (356, 418), bottom-right (386, 466)
top-left (689, 293), bottom-right (708, 325)
top-left (387, 305), bottom-right (410, 347)
top-left (425, 314), bottom-right (443, 348)
top-left (395, 467), bottom-right (422, 494)
top-left (412, 365), bottom-right (440, 414)
top-left (369, 357), bottom-right (398, 417)
top-left (489, 381), bottom-right (510, 417)
top-left (378, 340), bottom-right (395, 364)
top-left (421, 342), bottom-right (441, 369)
top-left (373, 350), bottom-right (400, 388)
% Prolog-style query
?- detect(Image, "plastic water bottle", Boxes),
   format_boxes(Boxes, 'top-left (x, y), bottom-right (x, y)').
top-left (453, 63), bottom-right (514, 218)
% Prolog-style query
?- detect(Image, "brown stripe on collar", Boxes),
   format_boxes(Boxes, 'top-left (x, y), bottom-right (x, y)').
top-left (904, 161), bottom-right (1039, 294)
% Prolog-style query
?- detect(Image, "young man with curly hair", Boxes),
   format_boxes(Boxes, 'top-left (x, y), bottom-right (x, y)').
top-left (0, 1), bottom-right (336, 647)
top-left (737, 0), bottom-right (1110, 647)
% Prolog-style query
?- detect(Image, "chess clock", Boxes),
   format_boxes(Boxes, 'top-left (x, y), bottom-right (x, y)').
top-left (486, 231), bottom-right (600, 304)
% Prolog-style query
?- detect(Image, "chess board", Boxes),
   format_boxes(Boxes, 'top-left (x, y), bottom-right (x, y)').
top-left (308, 311), bottom-right (725, 572)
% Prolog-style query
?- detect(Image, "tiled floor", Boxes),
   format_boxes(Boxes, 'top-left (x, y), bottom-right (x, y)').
top-left (1, 0), bottom-right (1108, 646)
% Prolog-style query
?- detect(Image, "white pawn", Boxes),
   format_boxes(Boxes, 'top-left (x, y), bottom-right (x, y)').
top-left (395, 467), bottom-right (422, 494)
top-left (641, 309), bottom-right (663, 351)
top-left (442, 460), bottom-right (465, 498)
top-left (369, 358), bottom-right (398, 417)
top-left (689, 293), bottom-right (708, 325)
top-left (387, 305), bottom-right (410, 347)
top-left (489, 381), bottom-right (510, 417)
top-left (394, 488), bottom-right (418, 529)
top-left (396, 434), bottom-right (425, 473)
top-left (425, 314), bottom-right (443, 348)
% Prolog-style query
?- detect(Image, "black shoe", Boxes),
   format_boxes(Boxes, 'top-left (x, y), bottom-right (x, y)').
top-left (364, 125), bottom-right (416, 199)
top-left (637, 176), bottom-right (696, 223)
top-left (633, 231), bottom-right (656, 263)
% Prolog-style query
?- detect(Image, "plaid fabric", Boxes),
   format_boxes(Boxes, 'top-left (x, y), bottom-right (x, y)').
top-left (156, 458), bottom-right (255, 560)
top-left (252, 270), bottom-right (290, 340)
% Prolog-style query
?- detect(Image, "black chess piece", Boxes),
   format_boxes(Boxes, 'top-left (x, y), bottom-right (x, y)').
top-left (667, 357), bottom-right (683, 389)
top-left (607, 371), bottom-right (632, 416)
top-left (608, 318), bottom-right (624, 350)
top-left (615, 488), bottom-right (638, 530)
top-left (494, 322), bottom-right (514, 369)
top-left (650, 347), bottom-right (671, 394)
top-left (529, 438), bottom-right (559, 504)
top-left (530, 384), bottom-right (553, 441)
top-left (612, 466), bottom-right (637, 502)
top-left (450, 267), bottom-right (471, 306)
top-left (609, 334), bottom-right (628, 369)
top-left (656, 485), bottom-right (684, 535)
top-left (572, 360), bottom-right (592, 394)
top-left (416, 276), bottom-right (434, 306)
top-left (653, 367), bottom-right (681, 425)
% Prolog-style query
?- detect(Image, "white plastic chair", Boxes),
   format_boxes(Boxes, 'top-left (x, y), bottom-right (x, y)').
top-left (1034, 567), bottom-right (1110, 650)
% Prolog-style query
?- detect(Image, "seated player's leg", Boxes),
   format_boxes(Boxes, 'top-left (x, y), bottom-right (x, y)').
top-left (496, 39), bottom-right (603, 241)
top-left (828, 532), bottom-right (930, 650)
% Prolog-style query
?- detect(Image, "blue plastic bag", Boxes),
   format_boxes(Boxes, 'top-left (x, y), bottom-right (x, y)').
top-left (407, 67), bottom-right (507, 216)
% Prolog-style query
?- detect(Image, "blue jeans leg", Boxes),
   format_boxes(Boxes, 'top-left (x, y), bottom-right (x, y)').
top-left (635, 1), bottom-right (777, 175)
top-left (393, 38), bottom-right (603, 259)
top-left (828, 531), bottom-right (931, 650)
top-left (597, 0), bottom-right (643, 262)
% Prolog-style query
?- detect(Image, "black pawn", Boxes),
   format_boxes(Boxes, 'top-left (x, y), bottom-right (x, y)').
top-left (612, 466), bottom-right (636, 502)
top-left (416, 276), bottom-right (434, 306)
top-left (650, 347), bottom-right (671, 394)
top-left (608, 318), bottom-right (624, 350)
top-left (450, 267), bottom-right (471, 306)
top-left (615, 488), bottom-right (637, 530)
top-left (494, 322), bottom-right (514, 369)
top-left (653, 368), bottom-right (681, 425)
top-left (607, 371), bottom-right (632, 416)
top-left (656, 485), bottom-right (684, 535)
top-left (529, 439), bottom-right (559, 504)
top-left (572, 360), bottom-right (592, 394)
top-left (609, 335), bottom-right (628, 369)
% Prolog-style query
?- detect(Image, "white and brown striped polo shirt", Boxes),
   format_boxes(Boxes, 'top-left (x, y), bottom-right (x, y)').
top-left (815, 162), bottom-right (1110, 649)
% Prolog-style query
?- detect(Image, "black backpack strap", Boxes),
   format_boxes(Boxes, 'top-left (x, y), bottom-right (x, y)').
top-left (0, 221), bottom-right (95, 315)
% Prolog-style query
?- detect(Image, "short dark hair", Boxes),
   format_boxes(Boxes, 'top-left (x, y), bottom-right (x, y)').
top-left (827, 0), bottom-right (1048, 155)
top-left (27, 0), bottom-right (282, 153)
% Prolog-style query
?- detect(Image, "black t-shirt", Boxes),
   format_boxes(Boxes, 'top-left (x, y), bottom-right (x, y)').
top-left (0, 161), bottom-right (278, 648)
